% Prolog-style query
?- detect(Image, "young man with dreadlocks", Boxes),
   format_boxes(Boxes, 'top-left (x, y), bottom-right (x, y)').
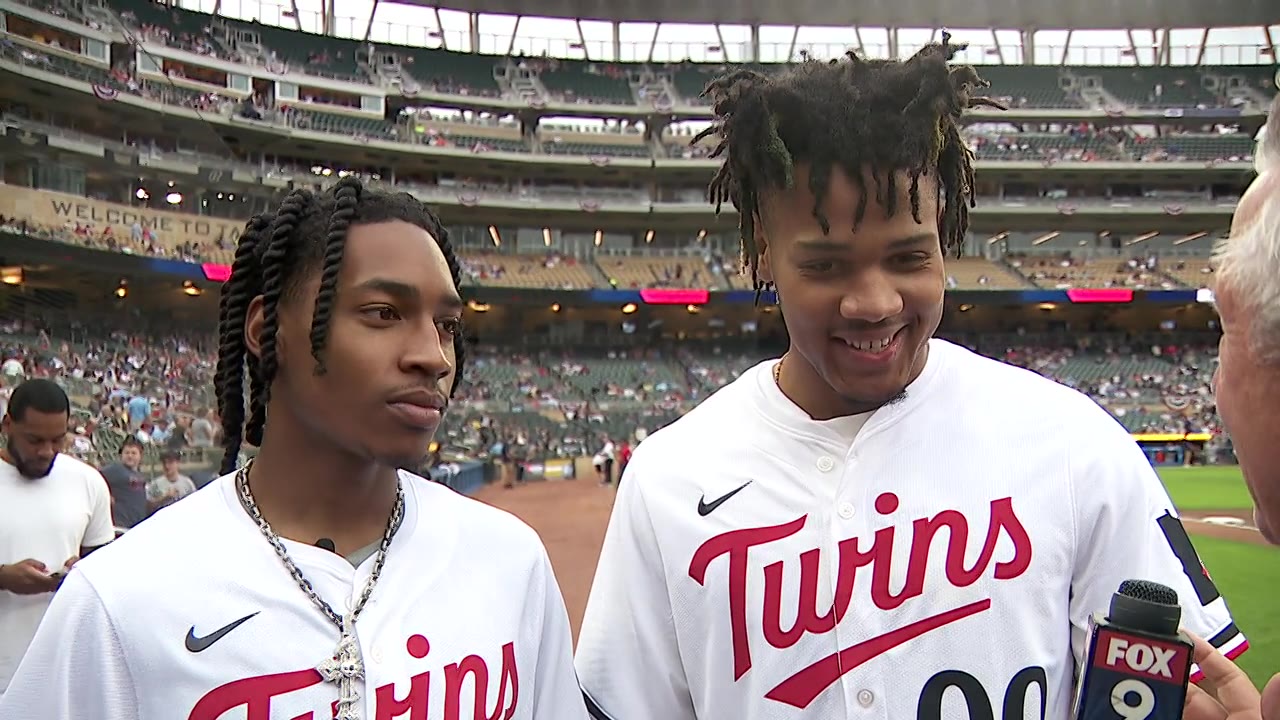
top-left (0, 178), bottom-right (588, 720)
top-left (575, 36), bottom-right (1244, 720)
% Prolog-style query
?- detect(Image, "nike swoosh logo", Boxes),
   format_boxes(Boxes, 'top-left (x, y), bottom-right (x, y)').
top-left (185, 612), bottom-right (259, 653)
top-left (697, 481), bottom-right (753, 516)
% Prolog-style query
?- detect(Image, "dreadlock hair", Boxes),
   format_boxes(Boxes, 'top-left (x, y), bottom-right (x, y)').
top-left (694, 31), bottom-right (1007, 296)
top-left (213, 176), bottom-right (467, 474)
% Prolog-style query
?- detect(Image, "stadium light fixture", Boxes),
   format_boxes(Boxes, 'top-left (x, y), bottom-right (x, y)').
top-left (1127, 231), bottom-right (1159, 245)
top-left (543, 228), bottom-right (552, 246)
top-left (645, 230), bottom-right (655, 243)
top-left (135, 188), bottom-right (149, 200)
top-left (551, 303), bottom-right (561, 313)
top-left (621, 303), bottom-right (637, 314)
top-left (182, 281), bottom-right (202, 297)
top-left (0, 267), bottom-right (22, 285)
top-left (696, 229), bottom-right (707, 242)
top-left (1173, 232), bottom-right (1208, 246)
top-left (165, 192), bottom-right (183, 205)
top-left (1031, 231), bottom-right (1060, 246)
top-left (985, 232), bottom-right (1009, 246)
top-left (488, 226), bottom-right (501, 247)
top-left (467, 300), bottom-right (491, 312)
top-left (686, 304), bottom-right (700, 314)
top-left (594, 230), bottom-right (603, 246)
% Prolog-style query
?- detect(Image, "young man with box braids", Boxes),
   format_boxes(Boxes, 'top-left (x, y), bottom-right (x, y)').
top-left (1, 178), bottom-right (588, 720)
top-left (575, 35), bottom-right (1245, 720)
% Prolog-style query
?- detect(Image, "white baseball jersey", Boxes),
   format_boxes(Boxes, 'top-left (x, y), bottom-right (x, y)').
top-left (0, 454), bottom-right (114, 692)
top-left (575, 339), bottom-right (1245, 720)
top-left (0, 471), bottom-right (589, 720)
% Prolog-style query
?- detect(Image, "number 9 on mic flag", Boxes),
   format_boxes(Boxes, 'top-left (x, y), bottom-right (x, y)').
top-left (1072, 580), bottom-right (1194, 720)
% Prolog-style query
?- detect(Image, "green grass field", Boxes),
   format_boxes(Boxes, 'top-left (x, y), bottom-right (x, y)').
top-left (1159, 466), bottom-right (1260, 510)
top-left (1157, 466), bottom-right (1277, 687)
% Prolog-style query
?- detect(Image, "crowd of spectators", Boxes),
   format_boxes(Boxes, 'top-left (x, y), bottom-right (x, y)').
top-left (3, 308), bottom-right (1224, 475)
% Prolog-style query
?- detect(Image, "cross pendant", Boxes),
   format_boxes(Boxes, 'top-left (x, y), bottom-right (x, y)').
top-left (316, 616), bottom-right (365, 720)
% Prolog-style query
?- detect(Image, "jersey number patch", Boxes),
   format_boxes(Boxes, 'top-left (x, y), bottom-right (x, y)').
top-left (917, 666), bottom-right (1048, 720)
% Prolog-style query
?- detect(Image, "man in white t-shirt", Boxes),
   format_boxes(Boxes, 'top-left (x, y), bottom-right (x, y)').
top-left (575, 42), bottom-right (1244, 720)
top-left (0, 181), bottom-right (588, 719)
top-left (0, 378), bottom-right (114, 694)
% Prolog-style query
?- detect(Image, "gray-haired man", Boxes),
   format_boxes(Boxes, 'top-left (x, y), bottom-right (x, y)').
top-left (1183, 92), bottom-right (1279, 720)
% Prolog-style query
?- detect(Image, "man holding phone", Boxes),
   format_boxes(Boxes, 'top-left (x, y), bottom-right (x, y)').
top-left (0, 378), bottom-right (114, 695)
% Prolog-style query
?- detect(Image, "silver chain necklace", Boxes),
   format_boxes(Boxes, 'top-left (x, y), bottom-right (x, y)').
top-left (235, 461), bottom-right (405, 720)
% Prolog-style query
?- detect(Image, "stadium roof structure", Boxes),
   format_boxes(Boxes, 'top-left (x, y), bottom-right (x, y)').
top-left (396, 0), bottom-right (1278, 32)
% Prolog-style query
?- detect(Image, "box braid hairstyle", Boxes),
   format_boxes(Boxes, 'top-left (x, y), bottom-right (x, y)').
top-left (213, 176), bottom-right (467, 474)
top-left (694, 32), bottom-right (1006, 297)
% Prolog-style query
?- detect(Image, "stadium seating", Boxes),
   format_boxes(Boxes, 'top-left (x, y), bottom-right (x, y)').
top-left (539, 62), bottom-right (634, 105)
top-left (0, 303), bottom-right (1224, 469)
top-left (1008, 256), bottom-right (1182, 290)
top-left (1085, 67), bottom-right (1222, 109)
top-left (1123, 133), bottom-right (1255, 163)
top-left (461, 252), bottom-right (598, 289)
top-left (944, 258), bottom-right (1032, 290)
top-left (437, 132), bottom-right (529, 153)
top-left (979, 65), bottom-right (1079, 109)
top-left (597, 255), bottom-right (726, 290)
top-left (971, 131), bottom-right (1127, 162)
top-left (401, 48), bottom-right (504, 97)
top-left (1161, 257), bottom-right (1215, 288)
top-left (2, 37), bottom-right (1264, 169)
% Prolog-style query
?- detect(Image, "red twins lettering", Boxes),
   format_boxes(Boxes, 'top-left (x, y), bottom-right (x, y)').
top-left (688, 494), bottom-right (1033, 699)
top-left (187, 636), bottom-right (518, 720)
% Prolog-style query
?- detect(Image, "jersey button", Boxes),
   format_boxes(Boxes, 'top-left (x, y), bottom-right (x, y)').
top-left (816, 456), bottom-right (835, 472)
top-left (857, 689), bottom-right (874, 707)
top-left (837, 503), bottom-right (855, 519)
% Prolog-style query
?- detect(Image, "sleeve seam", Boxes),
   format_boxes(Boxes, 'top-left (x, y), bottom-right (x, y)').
top-left (80, 574), bottom-right (143, 713)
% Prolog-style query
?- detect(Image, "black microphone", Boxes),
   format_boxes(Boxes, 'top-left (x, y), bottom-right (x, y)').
top-left (315, 538), bottom-right (336, 552)
top-left (1071, 579), bottom-right (1194, 720)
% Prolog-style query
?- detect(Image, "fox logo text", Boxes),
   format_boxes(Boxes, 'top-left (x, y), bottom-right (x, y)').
top-left (1103, 638), bottom-right (1176, 679)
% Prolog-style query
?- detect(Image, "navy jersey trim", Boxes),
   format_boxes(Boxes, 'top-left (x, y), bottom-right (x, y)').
top-left (1156, 512), bottom-right (1221, 606)
top-left (583, 687), bottom-right (616, 720)
top-left (1207, 622), bottom-right (1242, 649)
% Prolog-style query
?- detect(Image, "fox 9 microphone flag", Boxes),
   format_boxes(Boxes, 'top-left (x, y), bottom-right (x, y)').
top-left (1072, 579), bottom-right (1194, 720)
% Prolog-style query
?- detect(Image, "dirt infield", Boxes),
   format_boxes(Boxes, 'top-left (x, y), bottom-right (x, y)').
top-left (1180, 509), bottom-right (1269, 546)
top-left (472, 479), bottom-right (615, 644)
top-left (471, 481), bottom-right (1270, 644)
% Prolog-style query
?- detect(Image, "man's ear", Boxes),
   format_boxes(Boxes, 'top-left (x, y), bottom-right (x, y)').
top-left (243, 295), bottom-right (267, 361)
top-left (754, 212), bottom-right (774, 285)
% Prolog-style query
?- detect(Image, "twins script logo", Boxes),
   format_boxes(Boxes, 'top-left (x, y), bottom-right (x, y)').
top-left (188, 635), bottom-right (518, 720)
top-left (688, 493), bottom-right (1034, 709)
